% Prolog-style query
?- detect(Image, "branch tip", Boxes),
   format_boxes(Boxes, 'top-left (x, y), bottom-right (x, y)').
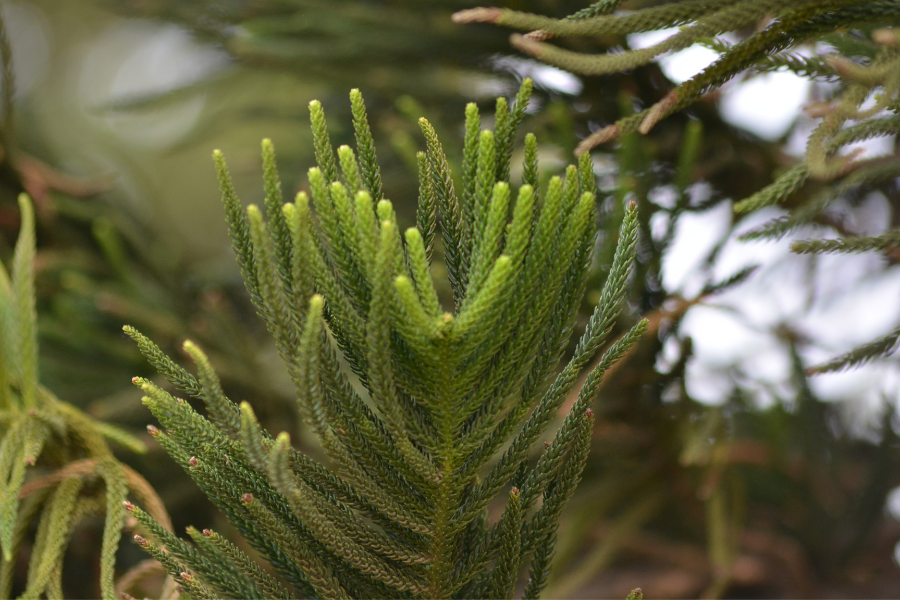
top-left (510, 33), bottom-right (543, 57)
top-left (451, 8), bottom-right (502, 24)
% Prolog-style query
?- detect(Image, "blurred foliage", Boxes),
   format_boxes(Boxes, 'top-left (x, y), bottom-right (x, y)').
top-left (458, 0), bottom-right (900, 372)
top-left (550, 125), bottom-right (900, 594)
top-left (103, 0), bottom-right (581, 100)
top-left (0, 194), bottom-right (171, 600)
top-left (453, 0), bottom-right (900, 150)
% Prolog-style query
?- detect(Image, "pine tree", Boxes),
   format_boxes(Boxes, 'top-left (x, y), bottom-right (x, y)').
top-left (127, 79), bottom-right (648, 599)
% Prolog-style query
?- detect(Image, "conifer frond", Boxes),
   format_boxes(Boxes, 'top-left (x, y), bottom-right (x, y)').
top-left (521, 409), bottom-right (593, 599)
top-left (733, 164), bottom-right (809, 214)
top-left (791, 230), bottom-right (900, 255)
top-left (749, 51), bottom-right (841, 80)
top-left (309, 99), bottom-right (339, 184)
top-left (351, 88), bottom-right (384, 204)
top-left (189, 526), bottom-right (296, 600)
top-left (420, 116), bottom-right (466, 305)
top-left (22, 476), bottom-right (83, 598)
top-left (415, 151), bottom-right (438, 264)
top-left (461, 103), bottom-right (482, 259)
top-left (215, 149), bottom-right (263, 313)
top-left (129, 80), bottom-right (645, 599)
top-left (123, 325), bottom-right (202, 396)
top-left (12, 194), bottom-right (36, 410)
top-left (807, 326), bottom-right (900, 374)
top-left (523, 132), bottom-right (539, 191)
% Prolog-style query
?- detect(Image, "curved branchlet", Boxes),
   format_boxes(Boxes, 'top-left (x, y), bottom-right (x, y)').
top-left (420, 116), bottom-right (466, 306)
top-left (128, 81), bottom-right (646, 599)
top-left (461, 102), bottom-right (481, 261)
top-left (806, 326), bottom-right (900, 375)
top-left (309, 99), bottom-right (338, 184)
top-left (350, 88), bottom-right (384, 203)
top-left (415, 151), bottom-right (438, 264)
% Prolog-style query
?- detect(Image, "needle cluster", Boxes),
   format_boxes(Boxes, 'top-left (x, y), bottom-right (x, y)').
top-left (127, 80), bottom-right (646, 599)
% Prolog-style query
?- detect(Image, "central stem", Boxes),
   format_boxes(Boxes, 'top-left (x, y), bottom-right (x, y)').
top-left (428, 316), bottom-right (461, 598)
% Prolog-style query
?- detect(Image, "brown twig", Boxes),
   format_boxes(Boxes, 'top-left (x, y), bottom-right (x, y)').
top-left (19, 458), bottom-right (172, 531)
top-left (450, 8), bottom-right (501, 24)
